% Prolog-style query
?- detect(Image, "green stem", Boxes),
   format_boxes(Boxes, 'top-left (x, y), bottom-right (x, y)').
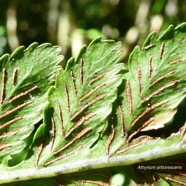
top-left (0, 133), bottom-right (185, 184)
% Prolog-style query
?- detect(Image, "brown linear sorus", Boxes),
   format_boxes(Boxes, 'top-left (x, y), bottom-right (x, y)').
top-left (0, 129), bottom-right (20, 139)
top-left (80, 58), bottom-right (84, 85)
top-left (116, 136), bottom-right (150, 154)
top-left (126, 81), bottom-right (133, 114)
top-left (70, 71), bottom-right (78, 96)
top-left (169, 58), bottom-right (183, 65)
top-left (56, 99), bottom-right (64, 135)
top-left (127, 117), bottom-right (154, 142)
top-left (106, 124), bottom-right (115, 155)
top-left (137, 66), bottom-right (142, 96)
top-left (79, 82), bottom-right (106, 103)
top-left (53, 127), bottom-right (91, 155)
top-left (12, 68), bottom-right (18, 85)
top-left (148, 55), bottom-right (153, 78)
top-left (0, 116), bottom-right (22, 130)
top-left (0, 100), bottom-right (34, 119)
top-left (70, 93), bottom-right (106, 121)
top-left (0, 68), bottom-right (6, 104)
top-left (64, 83), bottom-right (70, 112)
top-left (159, 41), bottom-right (165, 60)
top-left (141, 80), bottom-right (178, 104)
top-left (65, 112), bottom-right (96, 138)
top-left (149, 70), bottom-right (176, 88)
top-left (50, 117), bottom-right (55, 150)
top-left (35, 137), bottom-right (44, 166)
top-left (118, 105), bottom-right (125, 137)
top-left (131, 99), bottom-right (168, 127)
top-left (44, 145), bottom-right (83, 167)
top-left (89, 72), bottom-right (108, 84)
top-left (165, 177), bottom-right (186, 186)
top-left (0, 144), bottom-right (12, 151)
top-left (9, 86), bottom-right (38, 103)
top-left (79, 180), bottom-right (111, 186)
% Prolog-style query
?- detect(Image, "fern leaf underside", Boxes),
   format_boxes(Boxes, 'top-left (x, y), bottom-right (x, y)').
top-left (0, 43), bottom-right (62, 162)
top-left (0, 24), bottom-right (186, 185)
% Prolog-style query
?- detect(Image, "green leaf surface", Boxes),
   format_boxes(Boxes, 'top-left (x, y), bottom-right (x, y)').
top-left (118, 23), bottom-right (186, 142)
top-left (98, 23), bottom-right (186, 158)
top-left (1, 24), bottom-right (186, 186)
top-left (0, 43), bottom-right (63, 163)
top-left (0, 125), bottom-right (185, 184)
top-left (38, 37), bottom-right (124, 167)
top-left (128, 24), bottom-right (186, 134)
top-left (0, 38), bottom-right (125, 184)
top-left (100, 22), bottom-right (186, 184)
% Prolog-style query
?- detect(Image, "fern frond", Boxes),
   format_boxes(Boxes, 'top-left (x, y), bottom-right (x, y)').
top-left (0, 43), bottom-right (62, 163)
top-left (121, 23), bottom-right (186, 141)
top-left (35, 37), bottom-right (124, 167)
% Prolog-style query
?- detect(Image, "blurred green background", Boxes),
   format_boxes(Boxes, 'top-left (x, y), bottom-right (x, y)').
top-left (0, 0), bottom-right (186, 63)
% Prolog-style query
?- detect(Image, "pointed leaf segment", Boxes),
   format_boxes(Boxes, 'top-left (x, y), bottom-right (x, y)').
top-left (0, 43), bottom-right (63, 162)
top-left (37, 37), bottom-right (124, 167)
top-left (0, 24), bottom-right (186, 185)
top-left (107, 23), bottom-right (186, 148)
